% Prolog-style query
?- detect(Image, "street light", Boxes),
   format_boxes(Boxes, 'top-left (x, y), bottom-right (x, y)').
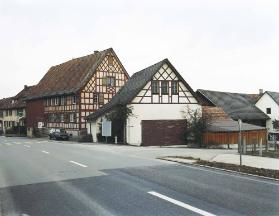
top-left (238, 119), bottom-right (242, 166)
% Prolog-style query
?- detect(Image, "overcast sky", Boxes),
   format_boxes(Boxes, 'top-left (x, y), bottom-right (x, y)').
top-left (0, 0), bottom-right (278, 98)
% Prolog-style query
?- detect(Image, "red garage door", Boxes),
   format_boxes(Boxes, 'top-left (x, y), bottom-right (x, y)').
top-left (141, 120), bottom-right (186, 146)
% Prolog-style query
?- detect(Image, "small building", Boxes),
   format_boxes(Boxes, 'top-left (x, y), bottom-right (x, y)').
top-left (25, 48), bottom-right (129, 138)
top-left (197, 89), bottom-right (269, 127)
top-left (197, 89), bottom-right (268, 147)
top-left (0, 85), bottom-right (34, 135)
top-left (86, 59), bottom-right (201, 146)
top-left (255, 91), bottom-right (279, 141)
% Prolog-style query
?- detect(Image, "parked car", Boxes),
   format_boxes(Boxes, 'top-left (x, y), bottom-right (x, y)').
top-left (49, 128), bottom-right (69, 141)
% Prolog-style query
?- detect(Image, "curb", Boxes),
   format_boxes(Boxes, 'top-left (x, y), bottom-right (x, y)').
top-left (159, 158), bottom-right (279, 182)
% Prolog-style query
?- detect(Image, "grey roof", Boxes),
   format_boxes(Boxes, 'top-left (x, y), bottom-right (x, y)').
top-left (86, 58), bottom-right (199, 121)
top-left (197, 89), bottom-right (269, 121)
top-left (207, 120), bottom-right (266, 132)
top-left (266, 91), bottom-right (279, 105)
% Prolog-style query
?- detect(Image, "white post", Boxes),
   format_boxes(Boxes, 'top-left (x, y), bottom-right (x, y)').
top-left (238, 119), bottom-right (242, 166)
top-left (243, 136), bottom-right (246, 154)
top-left (259, 138), bottom-right (263, 157)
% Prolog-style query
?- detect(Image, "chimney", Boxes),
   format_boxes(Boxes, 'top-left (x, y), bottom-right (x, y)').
top-left (259, 89), bottom-right (264, 94)
top-left (24, 85), bottom-right (28, 89)
top-left (94, 50), bottom-right (99, 54)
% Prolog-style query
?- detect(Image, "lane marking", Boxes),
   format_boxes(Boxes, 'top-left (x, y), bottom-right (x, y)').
top-left (24, 145), bottom-right (31, 148)
top-left (177, 163), bottom-right (279, 186)
top-left (41, 150), bottom-right (50, 154)
top-left (69, 161), bottom-right (88, 168)
top-left (148, 191), bottom-right (216, 216)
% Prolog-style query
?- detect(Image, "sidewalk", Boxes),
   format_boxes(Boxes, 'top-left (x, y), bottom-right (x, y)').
top-left (210, 154), bottom-right (279, 170)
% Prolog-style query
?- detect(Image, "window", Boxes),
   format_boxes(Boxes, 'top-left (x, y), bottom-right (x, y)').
top-left (54, 97), bottom-right (60, 106)
top-left (60, 97), bottom-right (65, 105)
top-left (267, 108), bottom-right (271, 114)
top-left (107, 77), bottom-right (115, 87)
top-left (171, 81), bottom-right (178, 95)
top-left (9, 110), bottom-right (12, 116)
top-left (51, 98), bottom-right (55, 106)
top-left (161, 81), bottom-right (169, 95)
top-left (60, 114), bottom-right (64, 122)
top-left (17, 109), bottom-right (23, 117)
top-left (93, 94), bottom-right (98, 103)
top-left (151, 81), bottom-right (159, 94)
top-left (70, 113), bottom-right (75, 122)
top-left (49, 113), bottom-right (56, 122)
top-left (72, 96), bottom-right (77, 104)
top-left (99, 93), bottom-right (104, 105)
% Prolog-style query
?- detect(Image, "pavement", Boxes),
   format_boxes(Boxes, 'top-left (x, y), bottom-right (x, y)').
top-left (0, 136), bottom-right (279, 216)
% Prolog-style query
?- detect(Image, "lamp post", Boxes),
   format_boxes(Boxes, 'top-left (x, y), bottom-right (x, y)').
top-left (238, 119), bottom-right (242, 166)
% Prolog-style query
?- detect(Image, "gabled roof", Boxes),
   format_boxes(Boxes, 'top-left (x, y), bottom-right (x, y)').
top-left (27, 48), bottom-right (127, 100)
top-left (197, 89), bottom-right (269, 121)
top-left (0, 85), bottom-right (35, 110)
top-left (86, 58), bottom-right (199, 121)
top-left (265, 91), bottom-right (279, 105)
top-left (208, 120), bottom-right (266, 133)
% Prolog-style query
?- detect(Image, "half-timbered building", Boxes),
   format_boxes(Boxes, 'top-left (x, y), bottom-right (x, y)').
top-left (26, 48), bottom-right (129, 138)
top-left (86, 59), bottom-right (201, 146)
top-left (0, 85), bottom-right (34, 134)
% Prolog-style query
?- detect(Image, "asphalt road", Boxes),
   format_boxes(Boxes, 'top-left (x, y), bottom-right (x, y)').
top-left (0, 137), bottom-right (278, 216)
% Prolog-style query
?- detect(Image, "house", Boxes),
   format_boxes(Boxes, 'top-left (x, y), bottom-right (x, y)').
top-left (0, 85), bottom-right (34, 134)
top-left (255, 91), bottom-right (279, 141)
top-left (86, 58), bottom-right (201, 146)
top-left (197, 89), bottom-right (268, 147)
top-left (25, 48), bottom-right (129, 138)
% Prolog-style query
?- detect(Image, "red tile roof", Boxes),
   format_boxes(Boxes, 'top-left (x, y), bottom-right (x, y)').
top-left (27, 48), bottom-right (118, 100)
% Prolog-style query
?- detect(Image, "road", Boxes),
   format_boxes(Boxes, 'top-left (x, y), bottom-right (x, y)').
top-left (0, 137), bottom-right (278, 216)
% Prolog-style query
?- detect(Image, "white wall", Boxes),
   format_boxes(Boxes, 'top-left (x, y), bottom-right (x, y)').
top-left (256, 93), bottom-right (279, 132)
top-left (126, 103), bottom-right (201, 145)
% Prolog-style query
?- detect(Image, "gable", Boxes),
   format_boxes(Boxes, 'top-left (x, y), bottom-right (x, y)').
top-left (131, 63), bottom-right (198, 104)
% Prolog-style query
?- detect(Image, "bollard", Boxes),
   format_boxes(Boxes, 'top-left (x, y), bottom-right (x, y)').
top-left (115, 136), bottom-right (118, 144)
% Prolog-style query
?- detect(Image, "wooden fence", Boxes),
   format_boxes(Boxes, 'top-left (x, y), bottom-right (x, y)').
top-left (203, 130), bottom-right (267, 146)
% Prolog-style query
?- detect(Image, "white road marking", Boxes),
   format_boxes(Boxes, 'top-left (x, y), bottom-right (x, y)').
top-left (41, 150), bottom-right (50, 154)
top-left (24, 145), bottom-right (31, 148)
top-left (179, 163), bottom-right (279, 186)
top-left (5, 143), bottom-right (11, 146)
top-left (69, 161), bottom-right (88, 168)
top-left (148, 191), bottom-right (216, 216)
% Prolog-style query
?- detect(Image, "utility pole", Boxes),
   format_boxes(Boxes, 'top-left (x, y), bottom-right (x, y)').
top-left (238, 119), bottom-right (242, 166)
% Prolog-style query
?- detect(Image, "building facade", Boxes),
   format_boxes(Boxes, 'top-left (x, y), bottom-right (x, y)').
top-left (255, 91), bottom-right (279, 141)
top-left (0, 85), bottom-right (33, 134)
top-left (26, 48), bottom-right (129, 138)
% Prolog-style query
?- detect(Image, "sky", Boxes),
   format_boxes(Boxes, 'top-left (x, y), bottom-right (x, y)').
top-left (0, 0), bottom-right (278, 98)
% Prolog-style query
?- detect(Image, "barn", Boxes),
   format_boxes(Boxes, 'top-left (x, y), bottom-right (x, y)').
top-left (86, 59), bottom-right (201, 146)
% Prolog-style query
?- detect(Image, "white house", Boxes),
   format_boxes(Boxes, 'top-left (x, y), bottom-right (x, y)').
top-left (86, 59), bottom-right (201, 146)
top-left (255, 91), bottom-right (279, 140)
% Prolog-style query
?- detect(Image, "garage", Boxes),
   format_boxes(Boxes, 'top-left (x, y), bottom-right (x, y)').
top-left (141, 120), bottom-right (186, 146)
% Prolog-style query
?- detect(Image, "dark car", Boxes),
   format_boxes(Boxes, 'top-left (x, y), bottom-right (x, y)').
top-left (49, 128), bottom-right (69, 141)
